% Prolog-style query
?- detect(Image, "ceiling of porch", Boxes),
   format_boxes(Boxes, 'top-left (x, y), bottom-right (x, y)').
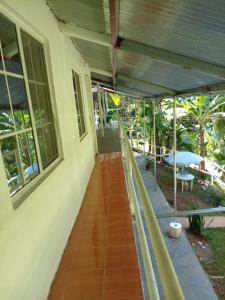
top-left (47, 0), bottom-right (225, 98)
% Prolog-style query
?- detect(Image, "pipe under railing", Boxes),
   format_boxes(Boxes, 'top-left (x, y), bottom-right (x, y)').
top-left (120, 126), bottom-right (185, 300)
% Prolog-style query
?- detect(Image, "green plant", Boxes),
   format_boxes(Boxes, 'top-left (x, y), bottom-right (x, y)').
top-left (209, 184), bottom-right (225, 207)
top-left (188, 202), bottom-right (205, 235)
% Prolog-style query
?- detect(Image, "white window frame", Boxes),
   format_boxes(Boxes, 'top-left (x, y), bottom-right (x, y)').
top-left (0, 8), bottom-right (63, 209)
top-left (72, 70), bottom-right (87, 141)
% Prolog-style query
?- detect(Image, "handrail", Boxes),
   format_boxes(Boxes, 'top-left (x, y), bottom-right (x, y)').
top-left (140, 141), bottom-right (225, 186)
top-left (120, 127), bottom-right (185, 300)
top-left (157, 206), bottom-right (225, 219)
top-left (122, 132), bottom-right (160, 300)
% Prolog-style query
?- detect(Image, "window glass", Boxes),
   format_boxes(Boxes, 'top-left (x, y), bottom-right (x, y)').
top-left (0, 14), bottom-right (40, 196)
top-left (21, 31), bottom-right (58, 169)
top-left (0, 13), bottom-right (59, 198)
top-left (0, 14), bottom-right (22, 75)
top-left (72, 71), bottom-right (86, 137)
top-left (7, 76), bottom-right (31, 130)
top-left (22, 41), bottom-right (34, 80)
top-left (1, 136), bottom-right (22, 194)
top-left (0, 74), bottom-right (14, 135)
top-left (37, 127), bottom-right (47, 167)
top-left (36, 84), bottom-right (52, 124)
top-left (18, 132), bottom-right (38, 182)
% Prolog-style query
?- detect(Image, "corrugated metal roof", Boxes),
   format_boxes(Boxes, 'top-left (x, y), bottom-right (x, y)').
top-left (47, 0), bottom-right (225, 97)
top-left (74, 39), bottom-right (112, 72)
top-left (47, 0), bottom-right (106, 33)
top-left (117, 49), bottom-right (221, 91)
top-left (91, 72), bottom-right (113, 85)
top-left (119, 0), bottom-right (225, 66)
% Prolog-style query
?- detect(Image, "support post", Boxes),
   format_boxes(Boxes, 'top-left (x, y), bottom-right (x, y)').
top-left (211, 163), bottom-right (214, 186)
top-left (97, 84), bottom-right (104, 137)
top-left (102, 90), bottom-right (107, 125)
top-left (153, 98), bottom-right (157, 191)
top-left (129, 98), bottom-right (133, 146)
top-left (143, 99), bottom-right (146, 158)
top-left (168, 96), bottom-right (182, 239)
top-left (173, 96), bottom-right (177, 221)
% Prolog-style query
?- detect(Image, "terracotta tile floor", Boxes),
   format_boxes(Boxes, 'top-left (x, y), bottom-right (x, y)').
top-left (48, 153), bottom-right (144, 300)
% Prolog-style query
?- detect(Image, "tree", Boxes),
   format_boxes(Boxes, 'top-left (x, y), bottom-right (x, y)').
top-left (177, 95), bottom-right (225, 169)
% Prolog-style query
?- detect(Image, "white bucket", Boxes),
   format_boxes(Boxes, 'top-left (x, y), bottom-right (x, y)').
top-left (169, 222), bottom-right (182, 238)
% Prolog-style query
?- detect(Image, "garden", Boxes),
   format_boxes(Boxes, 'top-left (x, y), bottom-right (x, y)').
top-left (119, 94), bottom-right (225, 299)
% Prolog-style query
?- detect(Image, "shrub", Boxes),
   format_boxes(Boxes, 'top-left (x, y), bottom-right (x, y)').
top-left (188, 202), bottom-right (205, 236)
top-left (208, 185), bottom-right (225, 207)
top-left (188, 214), bottom-right (205, 236)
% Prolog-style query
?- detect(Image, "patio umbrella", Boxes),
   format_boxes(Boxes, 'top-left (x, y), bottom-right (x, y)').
top-left (164, 151), bottom-right (203, 166)
top-left (24, 162), bottom-right (39, 176)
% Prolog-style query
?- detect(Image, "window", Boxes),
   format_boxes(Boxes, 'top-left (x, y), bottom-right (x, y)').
top-left (21, 31), bottom-right (58, 169)
top-left (72, 71), bottom-right (86, 138)
top-left (0, 13), bottom-right (59, 196)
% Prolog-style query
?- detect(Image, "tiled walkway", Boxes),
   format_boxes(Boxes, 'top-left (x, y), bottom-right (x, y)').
top-left (48, 153), bottom-right (144, 300)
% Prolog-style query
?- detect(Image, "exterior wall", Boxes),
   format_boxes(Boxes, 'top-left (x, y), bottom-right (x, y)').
top-left (0, 1), bottom-right (96, 299)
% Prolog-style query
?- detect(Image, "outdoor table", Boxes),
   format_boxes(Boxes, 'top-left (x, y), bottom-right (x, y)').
top-left (176, 172), bottom-right (194, 192)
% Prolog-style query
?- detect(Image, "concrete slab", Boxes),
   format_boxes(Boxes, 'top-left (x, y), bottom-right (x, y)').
top-left (134, 157), bottom-right (218, 300)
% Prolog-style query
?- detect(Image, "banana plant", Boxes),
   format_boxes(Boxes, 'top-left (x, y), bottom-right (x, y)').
top-left (177, 95), bottom-right (225, 169)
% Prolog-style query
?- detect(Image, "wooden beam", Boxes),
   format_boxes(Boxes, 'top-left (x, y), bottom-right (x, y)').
top-left (60, 23), bottom-right (111, 47)
top-left (90, 68), bottom-right (112, 77)
top-left (103, 86), bottom-right (147, 98)
top-left (116, 85), bottom-right (149, 97)
top-left (92, 79), bottom-right (148, 97)
top-left (61, 24), bottom-right (225, 79)
top-left (176, 82), bottom-right (225, 96)
top-left (121, 40), bottom-right (225, 80)
top-left (109, 0), bottom-right (119, 88)
top-left (118, 74), bottom-right (175, 95)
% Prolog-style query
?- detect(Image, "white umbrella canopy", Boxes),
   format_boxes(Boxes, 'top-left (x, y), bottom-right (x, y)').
top-left (164, 151), bottom-right (203, 166)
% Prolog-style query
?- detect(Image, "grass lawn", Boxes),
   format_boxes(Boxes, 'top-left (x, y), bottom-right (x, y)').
top-left (202, 228), bottom-right (225, 299)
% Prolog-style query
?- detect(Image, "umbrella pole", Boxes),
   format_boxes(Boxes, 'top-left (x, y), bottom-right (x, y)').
top-left (173, 96), bottom-right (177, 221)
top-left (153, 98), bottom-right (157, 191)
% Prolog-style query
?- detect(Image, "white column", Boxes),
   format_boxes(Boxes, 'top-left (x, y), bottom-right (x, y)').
top-left (102, 89), bottom-right (107, 125)
top-left (173, 96), bottom-right (177, 221)
top-left (153, 98), bottom-right (157, 191)
top-left (143, 99), bottom-right (146, 156)
top-left (97, 84), bottom-right (104, 137)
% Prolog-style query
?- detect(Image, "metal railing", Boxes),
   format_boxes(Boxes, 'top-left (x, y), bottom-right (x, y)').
top-left (134, 140), bottom-right (225, 188)
top-left (120, 127), bottom-right (185, 300)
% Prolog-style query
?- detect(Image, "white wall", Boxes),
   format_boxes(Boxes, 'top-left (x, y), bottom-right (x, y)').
top-left (0, 1), bottom-right (96, 299)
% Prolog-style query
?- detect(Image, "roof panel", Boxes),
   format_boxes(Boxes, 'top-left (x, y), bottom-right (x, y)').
top-left (48, 0), bottom-right (106, 33)
top-left (119, 0), bottom-right (225, 66)
top-left (117, 50), bottom-right (221, 92)
top-left (91, 72), bottom-right (113, 85)
top-left (74, 38), bottom-right (112, 71)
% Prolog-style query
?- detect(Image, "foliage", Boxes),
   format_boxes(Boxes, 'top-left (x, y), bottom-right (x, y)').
top-left (188, 202), bottom-right (205, 235)
top-left (208, 184), bottom-right (225, 207)
top-left (176, 95), bottom-right (225, 167)
top-left (200, 228), bottom-right (225, 300)
top-left (203, 228), bottom-right (225, 274)
top-left (0, 109), bottom-right (37, 192)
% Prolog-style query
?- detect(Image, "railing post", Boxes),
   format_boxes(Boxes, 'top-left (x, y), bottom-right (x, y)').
top-left (211, 162), bottom-right (214, 186)
top-left (143, 99), bottom-right (146, 159)
top-left (123, 131), bottom-right (185, 300)
top-left (160, 146), bottom-right (162, 164)
top-left (153, 98), bottom-right (157, 191)
top-left (97, 83), bottom-right (104, 137)
top-left (173, 96), bottom-right (177, 222)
